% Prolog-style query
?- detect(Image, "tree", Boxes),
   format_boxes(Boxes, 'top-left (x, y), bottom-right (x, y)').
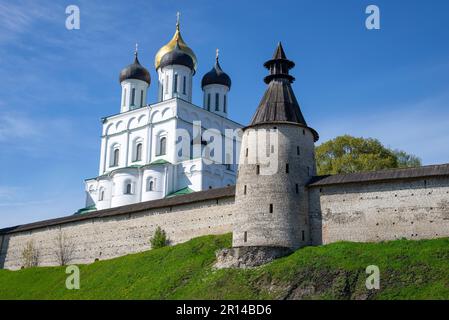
top-left (54, 230), bottom-right (75, 266)
top-left (150, 226), bottom-right (169, 249)
top-left (315, 135), bottom-right (422, 176)
top-left (21, 240), bottom-right (39, 268)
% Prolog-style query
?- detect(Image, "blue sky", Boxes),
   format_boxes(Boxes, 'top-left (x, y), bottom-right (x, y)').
top-left (1, 0), bottom-right (449, 228)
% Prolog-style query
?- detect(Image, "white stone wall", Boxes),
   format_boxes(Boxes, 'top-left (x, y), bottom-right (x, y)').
top-left (0, 197), bottom-right (235, 270)
top-left (309, 176), bottom-right (449, 245)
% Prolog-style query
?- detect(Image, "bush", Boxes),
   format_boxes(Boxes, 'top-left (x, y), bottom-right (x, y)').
top-left (150, 226), bottom-right (169, 249)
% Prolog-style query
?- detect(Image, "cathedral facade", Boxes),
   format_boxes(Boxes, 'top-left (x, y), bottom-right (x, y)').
top-left (84, 21), bottom-right (241, 211)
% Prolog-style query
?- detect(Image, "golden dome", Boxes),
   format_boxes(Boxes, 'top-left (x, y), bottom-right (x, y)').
top-left (154, 23), bottom-right (197, 71)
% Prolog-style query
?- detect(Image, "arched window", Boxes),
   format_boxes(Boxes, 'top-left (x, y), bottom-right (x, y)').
top-left (146, 177), bottom-right (155, 192)
top-left (99, 188), bottom-right (105, 201)
top-left (182, 76), bottom-right (186, 94)
top-left (215, 93), bottom-right (220, 111)
top-left (224, 95), bottom-right (227, 113)
top-left (112, 148), bottom-right (120, 167)
top-left (135, 143), bottom-right (142, 161)
top-left (140, 90), bottom-right (144, 107)
top-left (124, 181), bottom-right (132, 195)
top-left (158, 137), bottom-right (167, 156)
top-left (131, 88), bottom-right (136, 106)
top-left (174, 74), bottom-right (178, 93)
top-left (207, 94), bottom-right (211, 111)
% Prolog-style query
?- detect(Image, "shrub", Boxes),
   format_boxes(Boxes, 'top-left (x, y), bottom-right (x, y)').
top-left (150, 226), bottom-right (169, 249)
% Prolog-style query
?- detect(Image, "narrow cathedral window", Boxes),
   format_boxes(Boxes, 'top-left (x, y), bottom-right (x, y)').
top-left (244, 231), bottom-right (247, 243)
top-left (256, 165), bottom-right (260, 175)
top-left (296, 184), bottom-right (299, 194)
top-left (99, 189), bottom-right (104, 201)
top-left (140, 90), bottom-right (144, 107)
top-left (131, 88), bottom-right (136, 106)
top-left (125, 183), bottom-right (132, 195)
top-left (183, 76), bottom-right (186, 94)
top-left (302, 230), bottom-right (305, 241)
top-left (244, 185), bottom-right (247, 195)
top-left (159, 137), bottom-right (167, 155)
top-left (122, 88), bottom-right (127, 106)
top-left (297, 146), bottom-right (300, 155)
top-left (149, 181), bottom-right (154, 191)
top-left (286, 163), bottom-right (289, 174)
top-left (174, 74), bottom-right (178, 93)
top-left (112, 149), bottom-right (120, 167)
top-left (215, 93), bottom-right (220, 111)
top-left (269, 204), bottom-right (273, 213)
top-left (165, 75), bottom-right (169, 93)
top-left (135, 143), bottom-right (142, 161)
top-left (224, 95), bottom-right (227, 113)
top-left (207, 94), bottom-right (211, 111)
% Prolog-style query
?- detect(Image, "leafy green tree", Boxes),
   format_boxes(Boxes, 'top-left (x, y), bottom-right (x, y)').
top-left (150, 226), bottom-right (169, 249)
top-left (315, 135), bottom-right (421, 175)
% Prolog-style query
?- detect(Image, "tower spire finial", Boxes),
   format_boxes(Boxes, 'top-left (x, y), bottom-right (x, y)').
top-left (134, 42), bottom-right (138, 57)
top-left (176, 11), bottom-right (180, 30)
top-left (216, 48), bottom-right (219, 62)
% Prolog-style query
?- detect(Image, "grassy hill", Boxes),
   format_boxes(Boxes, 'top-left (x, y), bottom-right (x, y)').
top-left (0, 234), bottom-right (448, 300)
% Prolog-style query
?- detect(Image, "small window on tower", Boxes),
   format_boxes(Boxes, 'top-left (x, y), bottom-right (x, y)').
top-left (183, 76), bottom-right (186, 94)
top-left (140, 90), bottom-right (144, 107)
top-left (269, 204), bottom-right (273, 213)
top-left (224, 95), bottom-right (227, 113)
top-left (215, 93), bottom-right (220, 111)
top-left (131, 88), bottom-right (136, 106)
top-left (297, 146), bottom-right (300, 155)
top-left (244, 185), bottom-right (247, 195)
top-left (302, 230), bottom-right (305, 241)
top-left (207, 94), bottom-right (211, 111)
top-left (174, 74), bottom-right (178, 93)
top-left (296, 184), bottom-right (299, 194)
top-left (244, 231), bottom-right (247, 243)
top-left (286, 163), bottom-right (289, 174)
top-left (256, 165), bottom-right (260, 175)
top-left (246, 148), bottom-right (249, 157)
top-left (165, 75), bottom-right (169, 93)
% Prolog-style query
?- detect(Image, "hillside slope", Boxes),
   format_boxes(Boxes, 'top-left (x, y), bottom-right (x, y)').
top-left (0, 234), bottom-right (448, 300)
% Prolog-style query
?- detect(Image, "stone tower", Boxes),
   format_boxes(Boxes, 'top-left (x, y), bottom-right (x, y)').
top-left (219, 43), bottom-right (319, 267)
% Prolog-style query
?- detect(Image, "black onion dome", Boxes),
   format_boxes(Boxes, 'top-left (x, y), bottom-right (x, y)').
top-left (119, 54), bottom-right (151, 84)
top-left (159, 41), bottom-right (195, 72)
top-left (201, 58), bottom-right (231, 89)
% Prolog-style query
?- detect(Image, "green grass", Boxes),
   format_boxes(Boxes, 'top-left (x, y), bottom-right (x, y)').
top-left (0, 234), bottom-right (448, 300)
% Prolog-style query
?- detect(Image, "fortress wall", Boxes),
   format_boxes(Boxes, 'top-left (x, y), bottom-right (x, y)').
top-left (0, 196), bottom-right (235, 270)
top-left (308, 176), bottom-right (449, 245)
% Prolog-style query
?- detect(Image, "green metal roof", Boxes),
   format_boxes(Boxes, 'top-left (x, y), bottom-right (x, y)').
top-left (150, 159), bottom-right (171, 165)
top-left (165, 187), bottom-right (195, 198)
top-left (74, 205), bottom-right (97, 215)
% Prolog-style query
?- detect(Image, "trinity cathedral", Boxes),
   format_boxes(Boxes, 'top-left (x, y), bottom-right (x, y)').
top-left (84, 19), bottom-right (242, 211)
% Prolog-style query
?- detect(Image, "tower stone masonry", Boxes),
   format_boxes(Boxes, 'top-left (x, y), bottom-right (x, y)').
top-left (217, 43), bottom-right (320, 268)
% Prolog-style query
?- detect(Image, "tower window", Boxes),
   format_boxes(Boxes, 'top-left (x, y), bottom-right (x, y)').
top-left (297, 146), bottom-right (300, 155)
top-left (256, 165), bottom-right (260, 175)
top-left (286, 163), bottom-right (289, 174)
top-left (303, 129), bottom-right (306, 135)
top-left (112, 148), bottom-right (120, 167)
top-left (269, 204), bottom-right (273, 213)
top-left (140, 90), bottom-right (144, 107)
top-left (165, 75), bottom-right (169, 93)
top-left (271, 145), bottom-right (275, 153)
top-left (207, 93), bottom-right (211, 111)
top-left (296, 184), bottom-right (299, 194)
top-left (99, 188), bottom-right (104, 201)
top-left (215, 93), bottom-right (219, 111)
top-left (125, 183), bottom-right (132, 195)
top-left (135, 143), bottom-right (142, 161)
top-left (131, 88), bottom-right (136, 106)
top-left (224, 95), bottom-right (227, 113)
top-left (174, 74), bottom-right (178, 93)
top-left (158, 137), bottom-right (167, 156)
top-left (183, 76), bottom-right (186, 94)
top-left (244, 185), bottom-right (247, 195)
top-left (244, 231), bottom-right (247, 243)
top-left (245, 148), bottom-right (249, 157)
top-left (302, 230), bottom-right (305, 241)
